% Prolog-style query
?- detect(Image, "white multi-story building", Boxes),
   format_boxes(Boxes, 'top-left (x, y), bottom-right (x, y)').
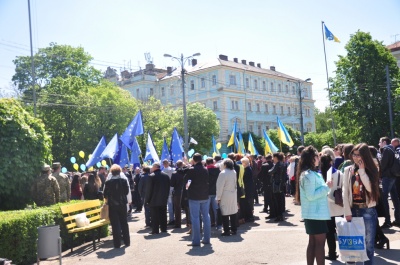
top-left (106, 54), bottom-right (316, 146)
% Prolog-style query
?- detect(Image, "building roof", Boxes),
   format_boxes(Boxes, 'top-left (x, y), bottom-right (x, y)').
top-left (387, 41), bottom-right (400, 52)
top-left (161, 57), bottom-right (306, 82)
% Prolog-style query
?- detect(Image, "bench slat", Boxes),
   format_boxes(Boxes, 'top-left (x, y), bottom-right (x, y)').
top-left (60, 200), bottom-right (101, 214)
top-left (68, 220), bottom-right (110, 233)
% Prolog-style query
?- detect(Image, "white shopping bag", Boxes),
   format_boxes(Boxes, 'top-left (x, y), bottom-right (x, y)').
top-left (335, 217), bottom-right (369, 262)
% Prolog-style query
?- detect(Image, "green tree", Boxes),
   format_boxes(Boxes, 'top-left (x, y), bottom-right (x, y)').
top-left (12, 42), bottom-right (102, 93)
top-left (330, 31), bottom-right (400, 144)
top-left (0, 99), bottom-right (52, 210)
top-left (176, 103), bottom-right (220, 153)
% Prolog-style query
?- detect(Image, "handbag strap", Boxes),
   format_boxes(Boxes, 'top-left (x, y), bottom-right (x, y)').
top-left (336, 171), bottom-right (341, 187)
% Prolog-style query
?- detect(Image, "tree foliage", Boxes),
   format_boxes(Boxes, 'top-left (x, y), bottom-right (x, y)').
top-left (330, 31), bottom-right (400, 144)
top-left (0, 99), bottom-right (52, 210)
top-left (12, 42), bottom-right (102, 93)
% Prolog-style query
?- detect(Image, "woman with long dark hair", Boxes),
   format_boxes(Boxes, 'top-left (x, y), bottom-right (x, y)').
top-left (338, 143), bottom-right (354, 172)
top-left (343, 143), bottom-right (380, 264)
top-left (70, 174), bottom-right (82, 200)
top-left (296, 146), bottom-right (332, 265)
top-left (83, 173), bottom-right (100, 200)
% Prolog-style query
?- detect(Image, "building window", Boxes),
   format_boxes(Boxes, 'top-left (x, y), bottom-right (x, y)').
top-left (278, 84), bottom-right (282, 93)
top-left (235, 101), bottom-right (239, 110)
top-left (254, 80), bottom-right (258, 89)
top-left (287, 107), bottom-right (291, 115)
top-left (246, 78), bottom-right (249, 88)
top-left (231, 101), bottom-right (235, 110)
top-left (258, 125), bottom-right (262, 136)
top-left (256, 103), bottom-right (260, 112)
top-left (280, 106), bottom-right (284, 114)
top-left (201, 78), bottom-right (205, 88)
top-left (294, 107), bottom-right (298, 115)
top-left (285, 85), bottom-right (289, 94)
top-left (150, 88), bottom-right (153, 96)
top-left (270, 83), bottom-right (274, 92)
top-left (305, 108), bottom-right (310, 117)
top-left (273, 105), bottom-right (276, 114)
top-left (304, 87), bottom-right (308, 97)
top-left (212, 75), bottom-right (217, 86)
top-left (170, 85), bottom-right (174, 95)
top-left (249, 125), bottom-right (253, 132)
top-left (229, 75), bottom-right (236, 86)
top-left (292, 86), bottom-right (296, 95)
top-left (265, 104), bottom-right (269, 113)
top-left (213, 101), bottom-right (218, 110)
top-left (161, 87), bottom-right (165, 96)
top-left (266, 125), bottom-right (270, 131)
top-left (190, 80), bottom-right (194, 90)
top-left (231, 100), bottom-right (239, 110)
top-left (262, 81), bottom-right (266, 91)
top-left (136, 88), bottom-right (139, 98)
top-left (247, 102), bottom-right (252, 111)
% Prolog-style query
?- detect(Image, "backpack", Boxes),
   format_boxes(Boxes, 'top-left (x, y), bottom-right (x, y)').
top-left (390, 147), bottom-right (400, 177)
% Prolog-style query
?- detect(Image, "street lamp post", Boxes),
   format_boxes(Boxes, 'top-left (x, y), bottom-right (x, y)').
top-left (164, 53), bottom-right (201, 157)
top-left (288, 78), bottom-right (311, 146)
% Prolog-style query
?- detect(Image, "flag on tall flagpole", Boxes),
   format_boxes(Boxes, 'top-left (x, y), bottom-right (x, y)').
top-left (277, 117), bottom-right (294, 147)
top-left (238, 130), bottom-right (246, 154)
top-left (324, 24), bottom-right (340, 43)
top-left (144, 132), bottom-right (159, 162)
top-left (130, 136), bottom-right (141, 166)
top-left (263, 129), bottom-right (279, 155)
top-left (248, 133), bottom-right (258, 155)
top-left (86, 136), bottom-right (107, 168)
top-left (161, 137), bottom-right (171, 162)
top-left (101, 133), bottom-right (119, 160)
top-left (120, 110), bottom-right (144, 149)
top-left (114, 141), bottom-right (129, 167)
top-left (227, 120), bottom-right (237, 147)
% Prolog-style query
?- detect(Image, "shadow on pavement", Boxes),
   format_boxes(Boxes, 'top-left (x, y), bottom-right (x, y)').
top-left (143, 232), bottom-right (171, 239)
top-left (96, 247), bottom-right (126, 259)
top-left (217, 233), bottom-right (244, 243)
top-left (185, 244), bottom-right (215, 256)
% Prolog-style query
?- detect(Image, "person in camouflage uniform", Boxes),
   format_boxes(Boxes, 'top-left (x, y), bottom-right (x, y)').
top-left (52, 162), bottom-right (71, 202)
top-left (32, 165), bottom-right (60, 206)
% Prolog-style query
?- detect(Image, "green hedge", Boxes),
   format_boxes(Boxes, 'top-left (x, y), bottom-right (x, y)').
top-left (0, 201), bottom-right (109, 265)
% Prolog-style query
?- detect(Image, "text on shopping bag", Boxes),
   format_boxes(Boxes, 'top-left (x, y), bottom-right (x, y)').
top-left (338, 236), bottom-right (365, 250)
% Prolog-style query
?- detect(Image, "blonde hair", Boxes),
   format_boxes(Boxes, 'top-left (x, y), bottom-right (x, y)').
top-left (241, 157), bottom-right (250, 166)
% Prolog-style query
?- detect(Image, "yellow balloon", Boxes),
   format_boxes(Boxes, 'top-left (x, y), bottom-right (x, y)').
top-left (88, 154), bottom-right (92, 159)
top-left (101, 160), bottom-right (107, 166)
top-left (89, 167), bottom-right (94, 171)
top-left (73, 163), bottom-right (79, 171)
top-left (216, 143), bottom-right (222, 150)
top-left (212, 152), bottom-right (217, 158)
top-left (79, 151), bottom-right (85, 158)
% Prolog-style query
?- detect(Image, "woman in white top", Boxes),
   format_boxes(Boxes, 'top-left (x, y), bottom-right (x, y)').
top-left (320, 148), bottom-right (343, 261)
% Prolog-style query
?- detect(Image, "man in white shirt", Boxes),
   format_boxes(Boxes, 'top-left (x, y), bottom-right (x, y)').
top-left (162, 159), bottom-right (175, 225)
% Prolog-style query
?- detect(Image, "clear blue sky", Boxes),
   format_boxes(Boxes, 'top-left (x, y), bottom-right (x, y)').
top-left (1, 0), bottom-right (399, 110)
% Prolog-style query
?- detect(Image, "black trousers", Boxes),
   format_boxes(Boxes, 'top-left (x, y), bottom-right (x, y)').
top-left (326, 216), bottom-right (339, 256)
top-left (265, 186), bottom-right (274, 215)
top-left (150, 205), bottom-right (167, 233)
top-left (273, 192), bottom-right (284, 217)
top-left (109, 204), bottom-right (130, 248)
top-left (173, 194), bottom-right (182, 226)
top-left (222, 213), bottom-right (237, 233)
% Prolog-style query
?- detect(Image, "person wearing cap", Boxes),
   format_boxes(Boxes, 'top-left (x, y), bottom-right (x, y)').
top-left (51, 162), bottom-right (71, 202)
top-left (32, 164), bottom-right (60, 206)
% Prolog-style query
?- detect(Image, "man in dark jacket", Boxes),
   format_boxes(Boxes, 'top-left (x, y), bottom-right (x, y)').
top-left (268, 152), bottom-right (287, 222)
top-left (258, 155), bottom-right (273, 213)
top-left (145, 162), bottom-right (170, 234)
top-left (138, 166), bottom-right (151, 227)
top-left (185, 153), bottom-right (210, 246)
top-left (170, 160), bottom-right (187, 228)
top-left (379, 136), bottom-right (400, 228)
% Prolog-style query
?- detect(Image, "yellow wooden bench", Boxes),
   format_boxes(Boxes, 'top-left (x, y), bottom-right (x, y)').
top-left (60, 200), bottom-right (110, 252)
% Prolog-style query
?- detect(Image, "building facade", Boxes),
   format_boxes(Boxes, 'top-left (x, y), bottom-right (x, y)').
top-left (106, 55), bottom-right (316, 145)
top-left (387, 41), bottom-right (400, 68)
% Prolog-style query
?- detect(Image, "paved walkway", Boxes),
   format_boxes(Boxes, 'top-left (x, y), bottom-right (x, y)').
top-left (38, 196), bottom-right (400, 265)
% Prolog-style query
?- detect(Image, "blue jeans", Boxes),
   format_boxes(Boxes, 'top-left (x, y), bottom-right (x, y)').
top-left (209, 195), bottom-right (218, 225)
top-left (189, 199), bottom-right (211, 245)
top-left (168, 195), bottom-right (174, 222)
top-left (351, 207), bottom-right (377, 265)
top-left (382, 176), bottom-right (400, 224)
top-left (142, 197), bottom-right (151, 226)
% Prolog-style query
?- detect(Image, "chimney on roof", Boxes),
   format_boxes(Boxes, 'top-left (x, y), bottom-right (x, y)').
top-left (167, 66), bottom-right (172, 75)
top-left (219, 54), bottom-right (228, 61)
top-left (145, 63), bottom-right (154, 71)
top-left (192, 59), bottom-right (197, 66)
top-left (233, 58), bottom-right (238, 63)
top-left (257, 63), bottom-right (261, 68)
top-left (249, 61), bottom-right (255, 67)
top-left (241, 59), bottom-right (247, 65)
top-left (270, 66), bottom-right (276, 71)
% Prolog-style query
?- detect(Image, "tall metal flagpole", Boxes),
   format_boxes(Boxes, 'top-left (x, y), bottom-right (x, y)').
top-left (321, 21), bottom-right (337, 146)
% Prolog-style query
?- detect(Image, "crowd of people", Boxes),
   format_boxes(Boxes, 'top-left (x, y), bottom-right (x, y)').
top-left (31, 136), bottom-right (400, 264)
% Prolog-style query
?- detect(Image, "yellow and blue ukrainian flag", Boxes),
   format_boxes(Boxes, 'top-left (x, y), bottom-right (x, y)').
top-left (324, 24), bottom-right (340, 43)
top-left (277, 117), bottom-right (294, 147)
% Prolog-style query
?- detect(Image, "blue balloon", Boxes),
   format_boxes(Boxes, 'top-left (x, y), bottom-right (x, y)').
top-left (203, 155), bottom-right (208, 161)
top-left (222, 153), bottom-right (227, 159)
top-left (61, 167), bottom-right (67, 173)
top-left (105, 165), bottom-right (109, 169)
top-left (96, 162), bottom-right (101, 168)
top-left (80, 164), bottom-right (86, 171)
top-left (70, 156), bottom-right (76, 164)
